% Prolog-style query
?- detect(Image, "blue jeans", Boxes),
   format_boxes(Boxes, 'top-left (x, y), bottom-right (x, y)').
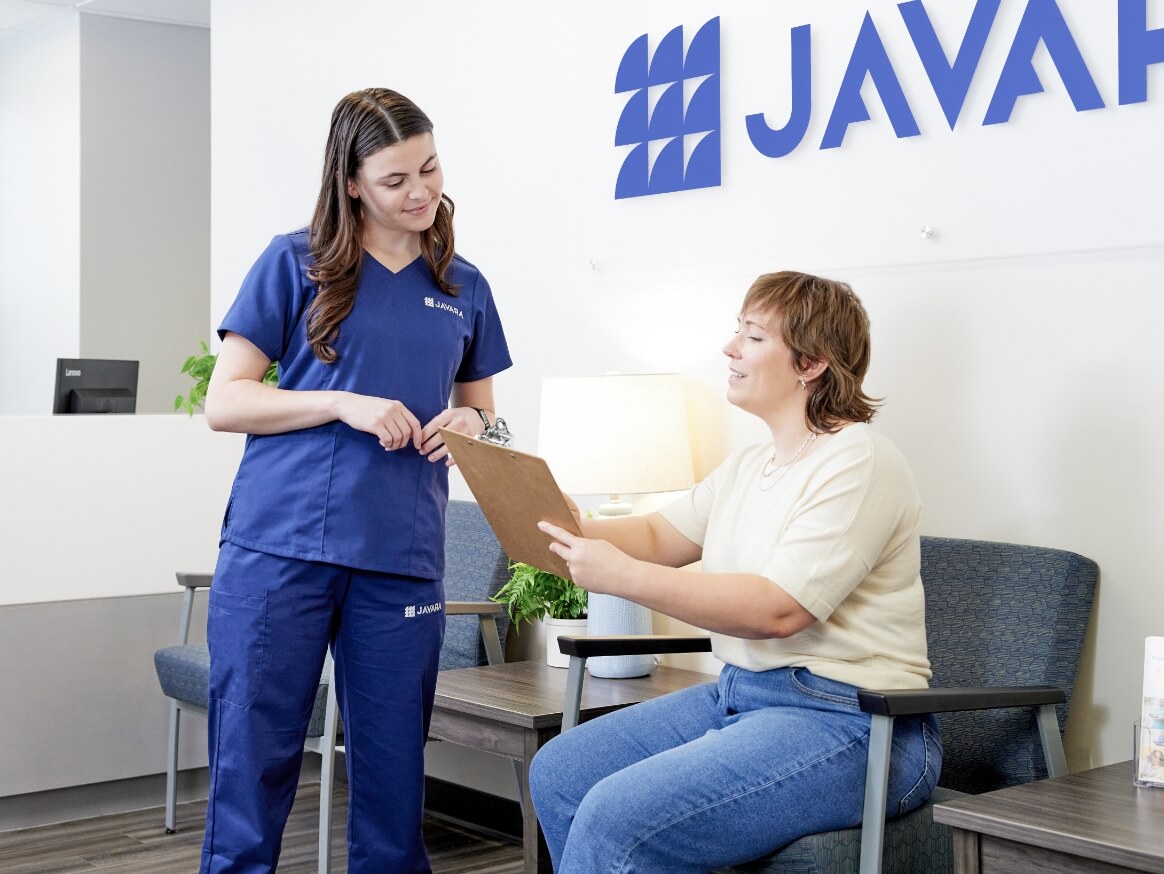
top-left (530, 665), bottom-right (942, 873)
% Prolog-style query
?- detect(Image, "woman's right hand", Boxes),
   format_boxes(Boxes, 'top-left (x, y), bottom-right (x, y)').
top-left (336, 392), bottom-right (423, 451)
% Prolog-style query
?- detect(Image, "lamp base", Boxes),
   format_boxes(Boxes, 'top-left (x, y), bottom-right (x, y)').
top-left (598, 496), bottom-right (633, 516)
top-left (585, 592), bottom-right (655, 678)
top-left (585, 497), bottom-right (655, 677)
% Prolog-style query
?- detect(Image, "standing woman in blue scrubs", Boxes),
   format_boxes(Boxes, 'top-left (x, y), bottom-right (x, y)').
top-left (200, 88), bottom-right (512, 873)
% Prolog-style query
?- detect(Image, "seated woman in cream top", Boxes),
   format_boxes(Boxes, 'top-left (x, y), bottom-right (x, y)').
top-left (530, 271), bottom-right (941, 874)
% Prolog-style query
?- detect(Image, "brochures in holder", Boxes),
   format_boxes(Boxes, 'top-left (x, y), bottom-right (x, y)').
top-left (1137, 636), bottom-right (1164, 787)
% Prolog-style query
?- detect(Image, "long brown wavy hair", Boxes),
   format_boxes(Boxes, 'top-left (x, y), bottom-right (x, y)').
top-left (742, 271), bottom-right (881, 432)
top-left (306, 88), bottom-right (457, 363)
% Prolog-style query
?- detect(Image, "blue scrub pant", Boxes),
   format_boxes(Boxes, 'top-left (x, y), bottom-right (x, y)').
top-left (199, 542), bottom-right (445, 874)
top-left (530, 665), bottom-right (942, 873)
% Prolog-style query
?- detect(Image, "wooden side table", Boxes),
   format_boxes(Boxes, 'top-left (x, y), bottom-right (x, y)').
top-left (429, 659), bottom-right (714, 873)
top-left (933, 760), bottom-right (1164, 873)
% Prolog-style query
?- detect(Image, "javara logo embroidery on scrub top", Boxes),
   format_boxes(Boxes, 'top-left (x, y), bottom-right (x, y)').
top-left (404, 602), bottom-right (444, 618)
top-left (424, 297), bottom-right (464, 319)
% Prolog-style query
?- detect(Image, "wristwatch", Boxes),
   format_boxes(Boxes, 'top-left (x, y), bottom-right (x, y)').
top-left (472, 407), bottom-right (492, 430)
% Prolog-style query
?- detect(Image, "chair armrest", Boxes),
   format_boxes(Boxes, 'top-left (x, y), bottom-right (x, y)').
top-left (446, 601), bottom-right (507, 665)
top-left (855, 684), bottom-right (1069, 873)
top-left (558, 634), bottom-right (712, 659)
top-left (175, 572), bottom-right (213, 589)
top-left (172, 572), bottom-right (212, 645)
top-left (857, 685), bottom-right (1065, 717)
top-left (445, 601), bottom-right (506, 616)
top-left (557, 636), bottom-right (711, 732)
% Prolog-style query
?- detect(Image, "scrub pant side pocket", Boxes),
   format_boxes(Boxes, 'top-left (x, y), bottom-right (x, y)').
top-left (207, 587), bottom-right (268, 708)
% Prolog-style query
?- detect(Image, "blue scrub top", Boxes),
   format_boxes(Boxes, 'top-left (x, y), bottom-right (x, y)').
top-left (217, 230), bottom-right (512, 578)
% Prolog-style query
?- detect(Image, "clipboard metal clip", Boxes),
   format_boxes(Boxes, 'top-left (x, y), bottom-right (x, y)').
top-left (479, 417), bottom-right (514, 447)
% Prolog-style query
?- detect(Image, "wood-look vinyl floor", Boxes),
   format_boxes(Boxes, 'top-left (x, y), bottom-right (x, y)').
top-left (0, 783), bottom-right (523, 873)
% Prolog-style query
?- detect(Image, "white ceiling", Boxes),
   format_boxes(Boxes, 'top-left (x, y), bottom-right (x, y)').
top-left (0, 0), bottom-right (208, 35)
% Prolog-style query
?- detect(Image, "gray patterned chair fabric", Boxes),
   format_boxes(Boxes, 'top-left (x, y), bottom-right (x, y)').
top-left (719, 536), bottom-right (1099, 873)
top-left (152, 499), bottom-right (512, 874)
top-left (557, 536), bottom-right (1098, 874)
top-left (154, 641), bottom-right (212, 711)
top-left (155, 636), bottom-right (336, 737)
top-left (440, 498), bottom-right (512, 670)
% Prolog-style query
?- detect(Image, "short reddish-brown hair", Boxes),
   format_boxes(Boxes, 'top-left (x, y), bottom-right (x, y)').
top-left (742, 271), bottom-right (880, 432)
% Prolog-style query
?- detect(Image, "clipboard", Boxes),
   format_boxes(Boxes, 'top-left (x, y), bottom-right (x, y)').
top-left (440, 428), bottom-right (582, 579)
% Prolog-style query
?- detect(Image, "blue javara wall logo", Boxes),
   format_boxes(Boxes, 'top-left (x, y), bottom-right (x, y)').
top-left (614, 17), bottom-right (721, 199)
top-left (615, 2), bottom-right (1163, 199)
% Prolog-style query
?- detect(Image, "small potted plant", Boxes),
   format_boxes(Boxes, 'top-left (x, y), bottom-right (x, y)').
top-left (491, 561), bottom-right (587, 667)
top-left (174, 339), bottom-right (278, 415)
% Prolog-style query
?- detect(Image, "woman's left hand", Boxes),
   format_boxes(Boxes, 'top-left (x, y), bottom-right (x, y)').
top-left (538, 521), bottom-right (634, 594)
top-left (419, 407), bottom-right (485, 466)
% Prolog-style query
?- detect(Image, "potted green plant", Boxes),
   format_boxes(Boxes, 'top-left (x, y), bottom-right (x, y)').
top-left (491, 561), bottom-right (587, 667)
top-left (174, 340), bottom-right (278, 414)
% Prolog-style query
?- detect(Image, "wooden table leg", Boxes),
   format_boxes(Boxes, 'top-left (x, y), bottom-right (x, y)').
top-left (951, 827), bottom-right (981, 874)
top-left (520, 727), bottom-right (556, 873)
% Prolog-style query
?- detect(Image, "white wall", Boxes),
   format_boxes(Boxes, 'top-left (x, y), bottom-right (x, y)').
top-left (0, 12), bottom-right (209, 416)
top-left (0, 16), bottom-right (81, 415)
top-left (209, 0), bottom-right (1163, 775)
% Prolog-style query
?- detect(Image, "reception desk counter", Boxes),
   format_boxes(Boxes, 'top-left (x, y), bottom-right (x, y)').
top-left (0, 415), bottom-right (243, 818)
top-left (1, 414), bottom-right (243, 606)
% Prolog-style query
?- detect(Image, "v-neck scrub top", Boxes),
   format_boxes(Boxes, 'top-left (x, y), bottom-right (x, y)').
top-left (217, 229), bottom-right (512, 578)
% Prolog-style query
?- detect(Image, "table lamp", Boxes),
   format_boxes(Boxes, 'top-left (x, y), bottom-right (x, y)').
top-left (538, 373), bottom-right (695, 678)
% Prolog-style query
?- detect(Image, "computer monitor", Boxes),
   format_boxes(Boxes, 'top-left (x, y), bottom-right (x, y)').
top-left (52, 358), bottom-right (139, 414)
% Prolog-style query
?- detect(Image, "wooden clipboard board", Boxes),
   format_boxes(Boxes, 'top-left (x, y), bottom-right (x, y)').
top-left (440, 428), bottom-right (581, 579)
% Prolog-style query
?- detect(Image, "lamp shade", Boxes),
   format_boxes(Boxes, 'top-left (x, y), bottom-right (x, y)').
top-left (538, 374), bottom-right (695, 496)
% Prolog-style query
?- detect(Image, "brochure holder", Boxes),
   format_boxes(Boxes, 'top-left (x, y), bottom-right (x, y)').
top-left (1136, 636), bottom-right (1164, 788)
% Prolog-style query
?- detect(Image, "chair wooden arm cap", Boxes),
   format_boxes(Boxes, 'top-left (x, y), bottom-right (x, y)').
top-left (445, 601), bottom-right (506, 616)
top-left (557, 634), bottom-right (713, 658)
top-left (857, 685), bottom-right (1066, 717)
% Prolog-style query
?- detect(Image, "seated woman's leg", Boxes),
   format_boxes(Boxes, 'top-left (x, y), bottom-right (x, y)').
top-left (539, 666), bottom-right (941, 874)
top-left (530, 680), bottom-right (722, 870)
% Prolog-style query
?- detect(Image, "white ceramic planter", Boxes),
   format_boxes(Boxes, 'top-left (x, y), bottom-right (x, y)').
top-left (543, 616), bottom-right (588, 668)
